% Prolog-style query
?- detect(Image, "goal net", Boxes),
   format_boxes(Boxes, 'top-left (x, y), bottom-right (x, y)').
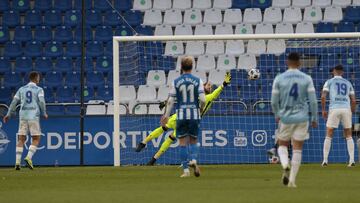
top-left (112, 33), bottom-right (360, 166)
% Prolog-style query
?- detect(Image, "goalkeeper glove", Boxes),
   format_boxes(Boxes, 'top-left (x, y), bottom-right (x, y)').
top-left (223, 72), bottom-right (232, 87)
top-left (159, 101), bottom-right (166, 110)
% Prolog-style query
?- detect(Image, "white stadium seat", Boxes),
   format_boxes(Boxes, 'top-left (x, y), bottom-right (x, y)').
top-left (153, 0), bottom-right (172, 10)
top-left (185, 41), bottom-right (205, 56)
top-left (295, 22), bottom-right (314, 33)
top-left (255, 23), bottom-right (274, 34)
top-left (164, 41), bottom-right (184, 56)
top-left (176, 56), bottom-right (195, 71)
top-left (143, 10), bottom-right (162, 26)
top-left (174, 24), bottom-right (193, 35)
top-left (193, 0), bottom-right (212, 10)
top-left (238, 54), bottom-right (257, 70)
top-left (184, 9), bottom-right (203, 25)
top-left (133, 0), bottom-right (152, 11)
top-left (137, 85), bottom-right (157, 102)
top-left (235, 23), bottom-right (254, 34)
top-left (194, 24), bottom-right (213, 35)
top-left (267, 39), bottom-right (286, 55)
top-left (217, 54), bottom-right (236, 71)
top-left (225, 40), bottom-right (245, 56)
top-left (206, 41), bottom-right (224, 55)
top-left (119, 85), bottom-right (136, 104)
top-left (215, 24), bottom-right (233, 35)
top-left (148, 104), bottom-right (164, 115)
top-left (106, 101), bottom-right (127, 115)
top-left (209, 69), bottom-right (227, 86)
top-left (323, 6), bottom-right (343, 23)
top-left (213, 0), bottom-right (232, 10)
top-left (196, 55), bottom-right (216, 72)
top-left (147, 70), bottom-right (166, 87)
top-left (283, 7), bottom-right (302, 24)
top-left (243, 8), bottom-right (262, 25)
top-left (86, 100), bottom-right (106, 115)
top-left (247, 40), bottom-right (266, 56)
top-left (263, 7), bottom-right (282, 24)
top-left (167, 70), bottom-right (181, 85)
top-left (272, 0), bottom-right (291, 9)
top-left (163, 9), bottom-right (183, 26)
top-left (192, 70), bottom-right (207, 82)
top-left (129, 101), bottom-right (147, 115)
top-left (332, 0), bottom-right (351, 8)
top-left (203, 8), bottom-right (222, 25)
top-left (292, 0), bottom-right (311, 8)
top-left (154, 25), bottom-right (173, 35)
top-left (353, 0), bottom-right (360, 6)
top-left (173, 0), bottom-right (191, 10)
top-left (303, 6), bottom-right (323, 24)
top-left (312, 0), bottom-right (331, 8)
top-left (275, 22), bottom-right (294, 34)
top-left (223, 9), bottom-right (242, 25)
top-left (157, 85), bottom-right (170, 102)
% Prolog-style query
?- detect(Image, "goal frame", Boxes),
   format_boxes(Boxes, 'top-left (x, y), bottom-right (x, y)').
top-left (112, 32), bottom-right (360, 166)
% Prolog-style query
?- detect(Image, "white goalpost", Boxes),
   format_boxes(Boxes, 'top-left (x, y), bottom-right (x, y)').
top-left (113, 33), bottom-right (360, 166)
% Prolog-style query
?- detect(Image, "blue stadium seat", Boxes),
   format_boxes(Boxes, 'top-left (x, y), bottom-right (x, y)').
top-left (15, 57), bottom-right (32, 73)
top-left (34, 0), bottom-right (52, 11)
top-left (24, 41), bottom-right (43, 58)
top-left (0, 57), bottom-right (11, 73)
top-left (3, 72), bottom-right (23, 88)
top-left (64, 10), bottom-right (81, 27)
top-left (254, 102), bottom-right (271, 112)
top-left (319, 54), bottom-right (340, 69)
top-left (44, 10), bottom-right (62, 27)
top-left (157, 56), bottom-right (176, 71)
top-left (104, 42), bottom-right (113, 55)
top-left (337, 21), bottom-right (356, 32)
top-left (316, 22), bottom-right (335, 33)
top-left (86, 41), bottom-right (103, 57)
top-left (65, 105), bottom-right (81, 115)
top-left (94, 0), bottom-right (112, 12)
top-left (115, 25), bottom-right (133, 36)
top-left (232, 0), bottom-right (251, 9)
top-left (34, 57), bottom-right (53, 73)
top-left (114, 0), bottom-right (132, 11)
top-left (74, 26), bottom-right (93, 42)
top-left (66, 41), bottom-right (82, 58)
top-left (34, 26), bottom-right (52, 43)
top-left (0, 26), bottom-right (10, 43)
top-left (79, 87), bottom-right (95, 102)
top-left (56, 86), bottom-right (75, 102)
top-left (138, 55), bottom-right (153, 71)
top-left (104, 10), bottom-right (123, 27)
top-left (344, 6), bottom-right (360, 23)
top-left (13, 0), bottom-right (30, 12)
top-left (14, 26), bottom-right (32, 43)
top-left (45, 41), bottom-right (63, 57)
top-left (0, 0), bottom-right (10, 12)
top-left (54, 26), bottom-right (73, 42)
top-left (53, 0), bottom-right (72, 12)
top-left (124, 10), bottom-right (142, 26)
top-left (24, 10), bottom-right (42, 27)
top-left (96, 56), bottom-right (112, 74)
top-left (42, 86), bottom-right (55, 102)
top-left (75, 57), bottom-right (94, 71)
top-left (45, 71), bottom-right (63, 89)
top-left (258, 54), bottom-right (277, 72)
top-left (86, 71), bottom-right (105, 88)
top-left (97, 85), bottom-right (112, 101)
top-left (0, 87), bottom-right (12, 104)
top-left (3, 10), bottom-right (21, 27)
top-left (135, 25), bottom-right (154, 36)
top-left (55, 57), bottom-right (74, 73)
top-left (341, 53), bottom-right (359, 70)
top-left (221, 85), bottom-right (240, 101)
top-left (74, 0), bottom-right (92, 10)
top-left (47, 105), bottom-right (66, 116)
top-left (86, 10), bottom-right (102, 27)
top-left (4, 41), bottom-right (22, 58)
top-left (65, 71), bottom-right (80, 88)
top-left (95, 26), bottom-right (113, 42)
top-left (252, 0), bottom-right (271, 10)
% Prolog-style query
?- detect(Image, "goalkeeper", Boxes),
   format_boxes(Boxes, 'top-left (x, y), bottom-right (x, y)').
top-left (135, 73), bottom-right (232, 165)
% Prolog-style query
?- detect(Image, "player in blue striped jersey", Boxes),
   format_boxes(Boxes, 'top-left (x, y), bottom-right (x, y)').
top-left (271, 53), bottom-right (318, 188)
top-left (3, 72), bottom-right (48, 170)
top-left (161, 56), bottom-right (206, 178)
top-left (321, 65), bottom-right (356, 167)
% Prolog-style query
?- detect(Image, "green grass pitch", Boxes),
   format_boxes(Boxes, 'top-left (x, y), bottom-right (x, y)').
top-left (0, 164), bottom-right (359, 203)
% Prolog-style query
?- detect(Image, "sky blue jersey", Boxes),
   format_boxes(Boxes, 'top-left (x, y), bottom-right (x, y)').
top-left (271, 69), bottom-right (318, 124)
top-left (323, 76), bottom-right (355, 110)
top-left (6, 82), bottom-right (47, 121)
top-left (169, 73), bottom-right (204, 120)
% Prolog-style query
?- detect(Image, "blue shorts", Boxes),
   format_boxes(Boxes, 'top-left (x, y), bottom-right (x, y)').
top-left (176, 119), bottom-right (200, 138)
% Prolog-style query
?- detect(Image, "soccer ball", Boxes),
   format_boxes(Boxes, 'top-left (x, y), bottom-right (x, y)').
top-left (269, 156), bottom-right (280, 164)
top-left (248, 69), bottom-right (261, 80)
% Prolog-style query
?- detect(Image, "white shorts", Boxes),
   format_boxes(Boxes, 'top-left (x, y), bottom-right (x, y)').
top-left (276, 121), bottom-right (309, 141)
top-left (326, 109), bottom-right (352, 129)
top-left (18, 120), bottom-right (41, 136)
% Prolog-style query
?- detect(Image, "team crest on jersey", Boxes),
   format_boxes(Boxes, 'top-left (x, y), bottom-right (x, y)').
top-left (0, 122), bottom-right (10, 154)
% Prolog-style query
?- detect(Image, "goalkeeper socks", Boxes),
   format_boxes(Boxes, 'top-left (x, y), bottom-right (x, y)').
top-left (346, 137), bottom-right (355, 163)
top-left (180, 146), bottom-right (189, 169)
top-left (26, 145), bottom-right (37, 160)
top-left (143, 127), bottom-right (164, 144)
top-left (154, 136), bottom-right (174, 159)
top-left (289, 150), bottom-right (302, 184)
top-left (15, 147), bottom-right (23, 165)
top-left (278, 145), bottom-right (289, 170)
top-left (189, 143), bottom-right (199, 162)
top-left (323, 137), bottom-right (332, 163)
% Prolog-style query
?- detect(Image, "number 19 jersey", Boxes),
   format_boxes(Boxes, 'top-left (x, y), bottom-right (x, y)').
top-left (323, 76), bottom-right (355, 110)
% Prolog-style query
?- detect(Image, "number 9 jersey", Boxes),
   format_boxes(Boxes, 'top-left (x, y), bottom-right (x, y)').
top-left (322, 76), bottom-right (355, 110)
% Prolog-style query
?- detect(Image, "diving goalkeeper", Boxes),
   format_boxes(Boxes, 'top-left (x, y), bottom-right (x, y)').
top-left (135, 72), bottom-right (232, 165)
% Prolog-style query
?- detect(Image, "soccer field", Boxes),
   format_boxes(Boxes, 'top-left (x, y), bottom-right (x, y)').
top-left (0, 164), bottom-right (359, 203)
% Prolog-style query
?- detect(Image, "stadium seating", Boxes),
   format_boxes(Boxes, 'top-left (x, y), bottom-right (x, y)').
top-left (14, 26), bottom-right (32, 42)
top-left (44, 10), bottom-right (62, 27)
top-left (34, 57), bottom-right (53, 73)
top-left (197, 54), bottom-right (216, 71)
top-left (223, 9), bottom-right (242, 25)
top-left (3, 10), bottom-right (20, 27)
top-left (54, 0), bottom-right (72, 12)
top-left (24, 10), bottom-right (42, 27)
top-left (4, 41), bottom-right (22, 58)
top-left (34, 26), bottom-right (52, 43)
top-left (15, 57), bottom-right (32, 73)
top-left (45, 72), bottom-right (63, 89)
top-left (54, 26), bottom-right (73, 43)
